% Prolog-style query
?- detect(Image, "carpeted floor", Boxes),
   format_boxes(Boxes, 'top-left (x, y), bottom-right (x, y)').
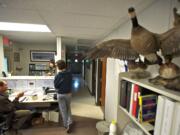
top-left (20, 116), bottom-right (99, 135)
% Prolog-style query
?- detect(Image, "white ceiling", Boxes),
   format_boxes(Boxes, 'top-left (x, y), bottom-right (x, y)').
top-left (0, 0), bottom-right (156, 46)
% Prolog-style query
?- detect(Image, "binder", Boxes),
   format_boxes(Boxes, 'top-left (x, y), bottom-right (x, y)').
top-left (120, 80), bottom-right (128, 108)
top-left (138, 94), bottom-right (157, 123)
top-left (154, 95), bottom-right (166, 133)
top-left (129, 83), bottom-right (135, 114)
top-left (161, 97), bottom-right (175, 135)
top-left (132, 84), bottom-right (139, 117)
top-left (126, 82), bottom-right (132, 112)
top-left (171, 102), bottom-right (180, 135)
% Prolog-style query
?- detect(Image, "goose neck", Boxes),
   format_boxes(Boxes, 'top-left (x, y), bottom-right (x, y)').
top-left (131, 17), bottom-right (139, 28)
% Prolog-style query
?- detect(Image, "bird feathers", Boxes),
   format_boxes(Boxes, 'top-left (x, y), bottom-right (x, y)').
top-left (86, 39), bottom-right (139, 60)
top-left (159, 27), bottom-right (180, 57)
top-left (86, 7), bottom-right (180, 62)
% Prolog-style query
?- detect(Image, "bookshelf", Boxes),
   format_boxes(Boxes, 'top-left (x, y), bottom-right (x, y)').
top-left (120, 72), bottom-right (180, 102)
top-left (117, 72), bottom-right (180, 135)
top-left (119, 106), bottom-right (153, 135)
top-left (29, 63), bottom-right (49, 76)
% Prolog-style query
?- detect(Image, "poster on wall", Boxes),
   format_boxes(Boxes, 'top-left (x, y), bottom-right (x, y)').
top-left (30, 50), bottom-right (56, 62)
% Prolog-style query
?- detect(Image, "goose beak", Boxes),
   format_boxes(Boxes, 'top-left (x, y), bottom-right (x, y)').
top-left (128, 7), bottom-right (136, 18)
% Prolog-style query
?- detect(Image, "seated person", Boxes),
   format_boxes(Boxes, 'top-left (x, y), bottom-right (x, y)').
top-left (47, 59), bottom-right (56, 76)
top-left (0, 80), bottom-right (32, 130)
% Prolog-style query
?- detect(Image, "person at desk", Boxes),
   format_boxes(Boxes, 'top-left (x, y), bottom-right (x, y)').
top-left (47, 59), bottom-right (56, 76)
top-left (54, 60), bottom-right (73, 133)
top-left (0, 80), bottom-right (32, 132)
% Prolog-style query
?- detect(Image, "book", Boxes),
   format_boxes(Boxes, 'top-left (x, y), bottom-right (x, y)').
top-left (120, 80), bottom-right (128, 108)
top-left (126, 82), bottom-right (132, 112)
top-left (129, 83), bottom-right (135, 114)
top-left (132, 84), bottom-right (139, 117)
top-left (161, 97), bottom-right (175, 135)
top-left (171, 102), bottom-right (180, 135)
top-left (138, 94), bottom-right (157, 123)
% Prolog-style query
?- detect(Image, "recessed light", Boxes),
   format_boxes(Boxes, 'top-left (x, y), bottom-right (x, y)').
top-left (0, 22), bottom-right (51, 32)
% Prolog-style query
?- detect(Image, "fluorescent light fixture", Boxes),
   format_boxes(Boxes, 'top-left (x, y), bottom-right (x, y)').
top-left (0, 22), bottom-right (51, 32)
top-left (73, 80), bottom-right (79, 89)
top-left (75, 59), bottom-right (78, 62)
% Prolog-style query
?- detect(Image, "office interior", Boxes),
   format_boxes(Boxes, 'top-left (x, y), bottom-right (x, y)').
top-left (0, 0), bottom-right (180, 135)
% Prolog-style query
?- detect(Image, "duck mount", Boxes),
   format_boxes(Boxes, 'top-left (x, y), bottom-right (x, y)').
top-left (149, 55), bottom-right (180, 91)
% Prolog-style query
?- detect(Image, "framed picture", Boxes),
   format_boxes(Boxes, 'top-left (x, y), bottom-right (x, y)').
top-left (30, 50), bottom-right (56, 62)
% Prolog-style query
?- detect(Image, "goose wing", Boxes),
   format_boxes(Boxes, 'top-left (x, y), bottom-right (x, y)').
top-left (159, 27), bottom-right (180, 57)
top-left (86, 39), bottom-right (139, 60)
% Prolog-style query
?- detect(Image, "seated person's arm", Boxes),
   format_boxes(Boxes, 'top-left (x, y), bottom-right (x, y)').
top-left (12, 92), bottom-right (24, 104)
top-left (0, 98), bottom-right (16, 113)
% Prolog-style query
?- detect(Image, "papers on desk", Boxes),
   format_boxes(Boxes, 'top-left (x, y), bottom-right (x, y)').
top-left (24, 90), bottom-right (35, 96)
top-left (19, 97), bottom-right (29, 102)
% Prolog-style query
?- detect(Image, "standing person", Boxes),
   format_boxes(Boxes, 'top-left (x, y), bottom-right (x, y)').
top-left (54, 60), bottom-right (73, 133)
top-left (47, 59), bottom-right (56, 76)
top-left (0, 80), bottom-right (32, 133)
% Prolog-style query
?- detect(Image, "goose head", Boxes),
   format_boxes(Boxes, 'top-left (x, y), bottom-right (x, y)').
top-left (128, 7), bottom-right (139, 28)
top-left (173, 7), bottom-right (180, 27)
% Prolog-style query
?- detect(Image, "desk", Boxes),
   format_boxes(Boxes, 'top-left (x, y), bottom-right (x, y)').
top-left (9, 90), bottom-right (58, 108)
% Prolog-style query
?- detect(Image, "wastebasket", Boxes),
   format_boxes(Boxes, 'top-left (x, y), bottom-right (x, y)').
top-left (96, 121), bottom-right (110, 135)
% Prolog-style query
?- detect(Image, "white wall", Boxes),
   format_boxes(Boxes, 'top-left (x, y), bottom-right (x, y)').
top-left (12, 43), bottom-right (56, 75)
top-left (0, 36), bottom-right (4, 76)
top-left (104, 0), bottom-right (180, 122)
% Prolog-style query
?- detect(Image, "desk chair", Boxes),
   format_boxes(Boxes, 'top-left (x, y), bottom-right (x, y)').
top-left (0, 113), bottom-right (20, 135)
top-left (0, 114), bottom-right (9, 135)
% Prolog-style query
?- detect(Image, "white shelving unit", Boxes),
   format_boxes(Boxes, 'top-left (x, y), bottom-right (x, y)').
top-left (119, 106), bottom-right (153, 135)
top-left (117, 72), bottom-right (180, 135)
top-left (120, 72), bottom-right (180, 102)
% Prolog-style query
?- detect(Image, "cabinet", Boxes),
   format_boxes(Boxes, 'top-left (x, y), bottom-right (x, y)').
top-left (29, 63), bottom-right (49, 76)
top-left (117, 72), bottom-right (180, 135)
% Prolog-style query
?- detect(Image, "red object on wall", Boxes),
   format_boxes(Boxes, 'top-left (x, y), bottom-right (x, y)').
top-left (3, 36), bottom-right (9, 46)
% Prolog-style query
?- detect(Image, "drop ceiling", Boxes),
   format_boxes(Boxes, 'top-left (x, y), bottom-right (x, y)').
top-left (0, 0), bottom-right (156, 46)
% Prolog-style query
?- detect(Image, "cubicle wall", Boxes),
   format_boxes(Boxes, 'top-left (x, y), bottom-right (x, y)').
top-left (0, 76), bottom-right (54, 91)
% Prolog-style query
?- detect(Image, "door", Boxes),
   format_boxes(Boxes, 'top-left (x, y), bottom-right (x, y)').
top-left (100, 58), bottom-right (107, 106)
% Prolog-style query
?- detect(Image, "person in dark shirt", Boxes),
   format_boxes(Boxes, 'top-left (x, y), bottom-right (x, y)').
top-left (54, 60), bottom-right (73, 133)
top-left (0, 80), bottom-right (31, 131)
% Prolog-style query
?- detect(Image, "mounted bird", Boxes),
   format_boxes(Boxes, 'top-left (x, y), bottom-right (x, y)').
top-left (87, 7), bottom-right (162, 64)
top-left (149, 55), bottom-right (180, 91)
top-left (148, 8), bottom-right (180, 91)
top-left (86, 7), bottom-right (180, 80)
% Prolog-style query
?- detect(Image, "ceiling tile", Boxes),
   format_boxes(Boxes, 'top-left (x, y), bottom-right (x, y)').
top-left (0, 8), bottom-right (44, 24)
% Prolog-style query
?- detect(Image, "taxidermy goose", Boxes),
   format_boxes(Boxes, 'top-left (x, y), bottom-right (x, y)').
top-left (173, 7), bottom-right (180, 27)
top-left (149, 55), bottom-right (180, 91)
top-left (127, 59), bottom-right (151, 79)
top-left (87, 7), bottom-right (180, 62)
top-left (86, 7), bottom-right (162, 64)
top-left (87, 7), bottom-right (180, 78)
